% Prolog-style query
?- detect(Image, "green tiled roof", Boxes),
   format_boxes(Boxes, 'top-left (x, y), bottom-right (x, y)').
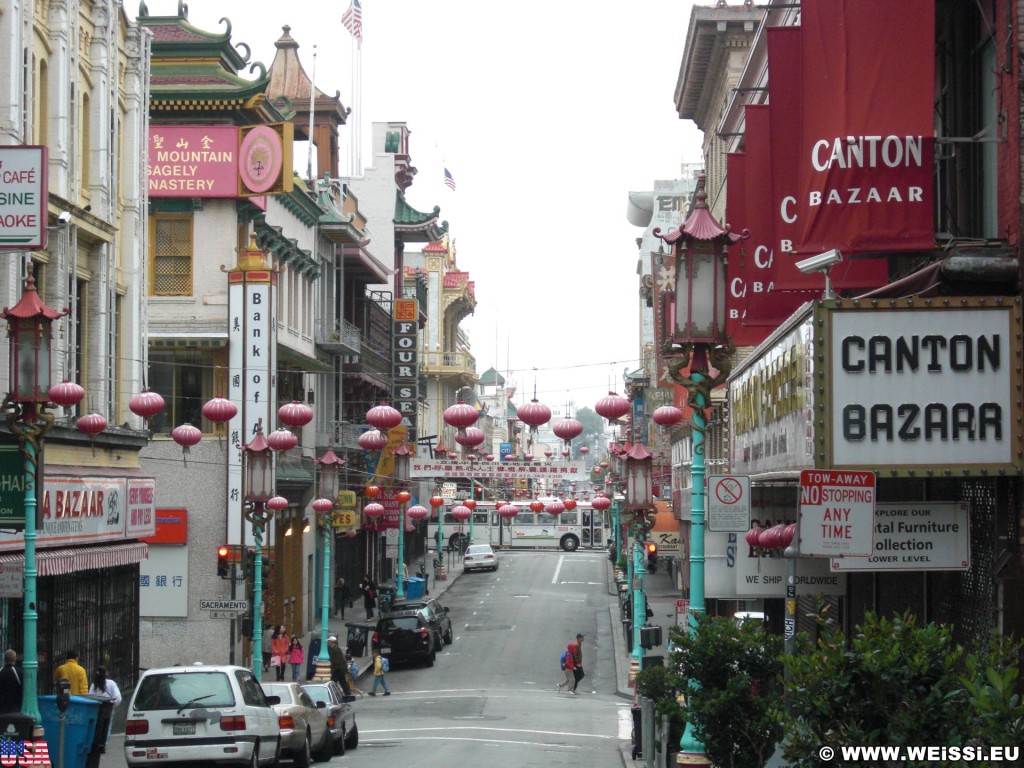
top-left (479, 367), bottom-right (505, 386)
top-left (394, 191), bottom-right (449, 242)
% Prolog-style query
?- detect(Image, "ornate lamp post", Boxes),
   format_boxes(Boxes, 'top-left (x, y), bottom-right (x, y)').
top-left (244, 423), bottom-right (287, 682)
top-left (623, 442), bottom-right (654, 678)
top-left (313, 448), bottom-right (344, 677)
top-left (655, 173), bottom-right (744, 768)
top-left (393, 445), bottom-right (411, 598)
top-left (1, 268), bottom-right (80, 723)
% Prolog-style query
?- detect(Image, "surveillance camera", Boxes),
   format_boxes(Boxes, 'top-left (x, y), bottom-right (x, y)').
top-left (795, 249), bottom-right (842, 274)
top-left (57, 211), bottom-right (71, 224)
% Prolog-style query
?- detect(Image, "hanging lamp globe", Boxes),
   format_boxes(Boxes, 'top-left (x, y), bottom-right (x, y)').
top-left (129, 389), bottom-right (166, 419)
top-left (407, 505), bottom-right (429, 521)
top-left (552, 417), bottom-right (583, 443)
top-left (595, 392), bottom-right (630, 422)
top-left (267, 428), bottom-right (298, 452)
top-left (278, 401), bottom-right (314, 428)
top-left (652, 405), bottom-right (686, 428)
top-left (48, 380), bottom-right (86, 409)
top-left (171, 423), bottom-right (202, 449)
top-left (76, 413), bottom-right (107, 435)
top-left (202, 396), bottom-right (238, 424)
top-left (357, 429), bottom-right (389, 452)
top-left (363, 502), bottom-right (385, 519)
top-left (267, 495), bottom-right (290, 513)
top-left (591, 495), bottom-right (612, 512)
top-left (450, 505), bottom-right (472, 522)
top-left (517, 399), bottom-right (551, 429)
top-left (312, 498), bottom-right (334, 514)
top-left (366, 402), bottom-right (402, 431)
top-left (443, 400), bottom-right (478, 430)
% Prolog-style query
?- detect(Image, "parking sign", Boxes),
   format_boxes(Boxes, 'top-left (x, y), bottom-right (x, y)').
top-left (798, 470), bottom-right (876, 556)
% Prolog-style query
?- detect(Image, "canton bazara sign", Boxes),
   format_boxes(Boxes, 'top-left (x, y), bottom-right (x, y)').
top-left (819, 301), bottom-right (1024, 475)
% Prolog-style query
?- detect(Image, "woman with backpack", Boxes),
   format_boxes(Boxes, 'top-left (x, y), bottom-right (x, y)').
top-left (556, 642), bottom-right (577, 694)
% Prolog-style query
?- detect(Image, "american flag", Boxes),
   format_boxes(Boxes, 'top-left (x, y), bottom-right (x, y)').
top-left (444, 168), bottom-right (456, 191)
top-left (342, 0), bottom-right (362, 43)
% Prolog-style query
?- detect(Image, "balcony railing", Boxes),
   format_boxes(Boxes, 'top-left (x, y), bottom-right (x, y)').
top-left (421, 350), bottom-right (476, 376)
top-left (317, 421), bottom-right (365, 451)
top-left (315, 318), bottom-right (361, 356)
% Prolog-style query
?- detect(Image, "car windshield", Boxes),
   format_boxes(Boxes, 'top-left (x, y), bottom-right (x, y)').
top-left (260, 683), bottom-right (295, 703)
top-left (133, 671), bottom-right (236, 711)
top-left (381, 616), bottom-right (421, 631)
top-left (465, 546), bottom-right (492, 556)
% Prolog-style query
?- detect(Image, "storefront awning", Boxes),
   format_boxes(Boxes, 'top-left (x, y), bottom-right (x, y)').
top-left (0, 541), bottom-right (148, 576)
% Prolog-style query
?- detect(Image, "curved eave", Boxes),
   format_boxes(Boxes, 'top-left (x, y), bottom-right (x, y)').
top-left (254, 219), bottom-right (320, 279)
top-left (142, 14), bottom-right (259, 74)
top-left (342, 245), bottom-right (390, 284)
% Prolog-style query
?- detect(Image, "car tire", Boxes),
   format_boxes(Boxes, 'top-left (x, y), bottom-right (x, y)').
top-left (247, 743), bottom-right (260, 768)
top-left (443, 626), bottom-right (453, 645)
top-left (294, 734), bottom-right (312, 768)
top-left (425, 650), bottom-right (435, 667)
top-left (344, 723), bottom-right (359, 750)
top-left (334, 727), bottom-right (346, 757)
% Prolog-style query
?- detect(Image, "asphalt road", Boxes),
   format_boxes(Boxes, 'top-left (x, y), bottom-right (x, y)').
top-left (106, 549), bottom-right (631, 767)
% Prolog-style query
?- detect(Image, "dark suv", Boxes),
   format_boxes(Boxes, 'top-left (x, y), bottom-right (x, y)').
top-left (372, 610), bottom-right (437, 667)
top-left (388, 597), bottom-right (453, 647)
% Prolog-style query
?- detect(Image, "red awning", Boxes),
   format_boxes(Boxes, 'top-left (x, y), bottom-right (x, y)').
top-left (0, 541), bottom-right (148, 576)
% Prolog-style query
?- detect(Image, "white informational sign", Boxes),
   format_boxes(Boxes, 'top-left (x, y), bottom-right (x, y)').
top-left (385, 527), bottom-right (398, 557)
top-left (799, 469), bottom-right (876, 556)
top-left (828, 306), bottom-right (1017, 469)
top-left (0, 568), bottom-right (21, 598)
top-left (410, 459), bottom-right (587, 481)
top-left (830, 502), bottom-right (970, 571)
top-left (735, 549), bottom-right (846, 596)
top-left (200, 599), bottom-right (249, 611)
top-left (140, 545), bottom-right (188, 617)
top-left (707, 475), bottom-right (750, 532)
top-left (0, 146), bottom-right (48, 250)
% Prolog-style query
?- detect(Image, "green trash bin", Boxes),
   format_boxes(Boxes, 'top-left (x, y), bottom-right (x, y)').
top-left (39, 695), bottom-right (98, 768)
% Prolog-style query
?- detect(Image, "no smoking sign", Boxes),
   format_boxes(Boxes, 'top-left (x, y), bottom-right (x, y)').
top-left (707, 475), bottom-right (750, 532)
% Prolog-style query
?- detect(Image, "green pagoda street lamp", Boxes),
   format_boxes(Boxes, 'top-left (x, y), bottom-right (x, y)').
top-left (313, 448), bottom-right (344, 677)
top-left (1, 266), bottom-right (78, 725)
top-left (656, 173), bottom-right (744, 768)
top-left (393, 445), bottom-right (411, 599)
top-left (623, 441), bottom-right (654, 678)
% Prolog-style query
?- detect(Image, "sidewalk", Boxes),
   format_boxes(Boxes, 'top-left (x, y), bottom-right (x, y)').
top-left (310, 556), bottom-right (465, 682)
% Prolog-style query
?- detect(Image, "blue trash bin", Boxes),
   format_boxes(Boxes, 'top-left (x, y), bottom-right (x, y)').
top-left (405, 577), bottom-right (425, 599)
top-left (39, 695), bottom-right (99, 768)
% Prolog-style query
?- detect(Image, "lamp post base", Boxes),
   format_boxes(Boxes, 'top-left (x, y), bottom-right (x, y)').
top-left (311, 660), bottom-right (332, 682)
top-left (676, 751), bottom-right (711, 767)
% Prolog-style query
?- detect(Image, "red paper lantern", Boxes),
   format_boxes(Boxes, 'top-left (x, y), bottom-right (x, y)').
top-left (202, 396), bottom-right (237, 424)
top-left (365, 485), bottom-right (381, 499)
top-left (745, 526), bottom-right (761, 548)
top-left (396, 490), bottom-right (412, 504)
top-left (524, 454), bottom-right (534, 461)
top-left (364, 502), bottom-right (385, 519)
top-left (448, 452), bottom-right (458, 460)
top-left (429, 495), bottom-right (445, 508)
top-left (545, 500), bottom-right (565, 516)
top-left (529, 500), bottom-right (544, 513)
top-left (652, 405), bottom-right (686, 428)
top-left (782, 523), bottom-right (797, 548)
top-left (278, 401), bottom-right (314, 428)
top-left (129, 389), bottom-right (166, 419)
top-left (312, 498), bottom-right (334, 514)
top-left (498, 504), bottom-right (518, 520)
top-left (366, 403), bottom-right (402, 431)
top-left (450, 505), bottom-right (472, 522)
top-left (552, 418), bottom-right (583, 442)
top-left (517, 399), bottom-right (551, 429)
top-left (455, 427), bottom-right (485, 449)
top-left (48, 380), bottom-right (85, 408)
top-left (267, 496), bottom-right (290, 512)
top-left (267, 428), bottom-right (298, 452)
top-left (407, 505), bottom-right (429, 521)
top-left (564, 498), bottom-right (577, 511)
top-left (561, 450), bottom-right (570, 457)
top-left (76, 413), bottom-right (107, 435)
top-left (544, 449), bottom-right (553, 459)
top-left (591, 496), bottom-right (611, 512)
top-left (171, 423), bottom-right (202, 448)
top-left (464, 499), bottom-right (477, 510)
top-left (443, 400), bottom-right (478, 430)
top-left (357, 429), bottom-right (388, 451)
top-left (595, 392), bottom-right (630, 422)
top-left (485, 454), bottom-right (495, 461)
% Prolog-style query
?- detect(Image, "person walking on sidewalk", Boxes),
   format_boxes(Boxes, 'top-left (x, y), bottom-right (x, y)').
top-left (368, 650), bottom-right (391, 696)
top-left (271, 627), bottom-right (290, 682)
top-left (359, 574), bottom-right (377, 620)
top-left (556, 642), bottom-right (577, 694)
top-left (334, 577), bottom-right (352, 619)
top-left (0, 650), bottom-right (22, 713)
top-left (344, 650), bottom-right (364, 697)
top-left (572, 633), bottom-right (586, 693)
top-left (287, 637), bottom-right (305, 682)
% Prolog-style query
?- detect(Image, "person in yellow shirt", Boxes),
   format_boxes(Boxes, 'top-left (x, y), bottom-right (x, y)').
top-left (54, 650), bottom-right (88, 694)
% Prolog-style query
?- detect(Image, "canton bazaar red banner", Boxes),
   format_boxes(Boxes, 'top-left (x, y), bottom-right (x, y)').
top-left (725, 151), bottom-right (766, 347)
top-left (792, 0), bottom-right (935, 256)
top-left (767, 25), bottom-right (889, 290)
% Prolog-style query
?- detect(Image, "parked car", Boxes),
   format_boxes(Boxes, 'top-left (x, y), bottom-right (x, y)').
top-left (463, 544), bottom-right (499, 572)
top-left (372, 609), bottom-right (436, 667)
top-left (388, 596), bottom-right (454, 646)
top-left (260, 682), bottom-right (331, 767)
top-left (124, 664), bottom-right (281, 768)
top-left (299, 681), bottom-right (358, 755)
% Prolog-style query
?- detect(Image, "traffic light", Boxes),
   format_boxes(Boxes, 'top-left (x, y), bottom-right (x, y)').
top-left (646, 541), bottom-right (658, 573)
top-left (217, 545), bottom-right (230, 578)
top-left (640, 625), bottom-right (663, 650)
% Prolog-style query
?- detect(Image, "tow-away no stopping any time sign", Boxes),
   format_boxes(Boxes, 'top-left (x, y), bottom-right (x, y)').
top-left (798, 469), bottom-right (876, 556)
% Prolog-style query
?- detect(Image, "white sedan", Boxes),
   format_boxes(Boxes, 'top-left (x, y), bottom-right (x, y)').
top-left (463, 544), bottom-right (499, 572)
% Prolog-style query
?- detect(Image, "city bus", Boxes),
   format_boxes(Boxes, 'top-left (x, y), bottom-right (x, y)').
top-left (425, 500), bottom-right (607, 552)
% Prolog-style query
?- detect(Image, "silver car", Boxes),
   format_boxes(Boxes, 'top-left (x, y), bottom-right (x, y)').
top-left (300, 681), bottom-right (358, 754)
top-left (260, 682), bottom-right (331, 767)
top-left (463, 543), bottom-right (499, 572)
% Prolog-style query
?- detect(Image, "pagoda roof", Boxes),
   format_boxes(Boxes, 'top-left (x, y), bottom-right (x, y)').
top-left (655, 173), bottom-right (747, 246)
top-left (395, 191), bottom-right (449, 242)
top-left (479, 368), bottom-right (505, 387)
top-left (423, 239), bottom-right (448, 254)
top-left (266, 25), bottom-right (348, 136)
top-left (141, 3), bottom-right (283, 118)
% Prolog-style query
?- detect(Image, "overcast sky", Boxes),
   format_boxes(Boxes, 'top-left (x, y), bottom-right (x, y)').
top-left (137, 1), bottom-right (704, 412)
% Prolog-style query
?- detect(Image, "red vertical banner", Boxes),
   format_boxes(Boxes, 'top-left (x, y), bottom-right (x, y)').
top-left (796, 0), bottom-right (935, 255)
top-left (725, 151), bottom-right (763, 347)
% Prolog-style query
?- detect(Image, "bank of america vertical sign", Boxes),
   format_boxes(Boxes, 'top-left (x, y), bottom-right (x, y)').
top-left (393, 299), bottom-right (418, 437)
